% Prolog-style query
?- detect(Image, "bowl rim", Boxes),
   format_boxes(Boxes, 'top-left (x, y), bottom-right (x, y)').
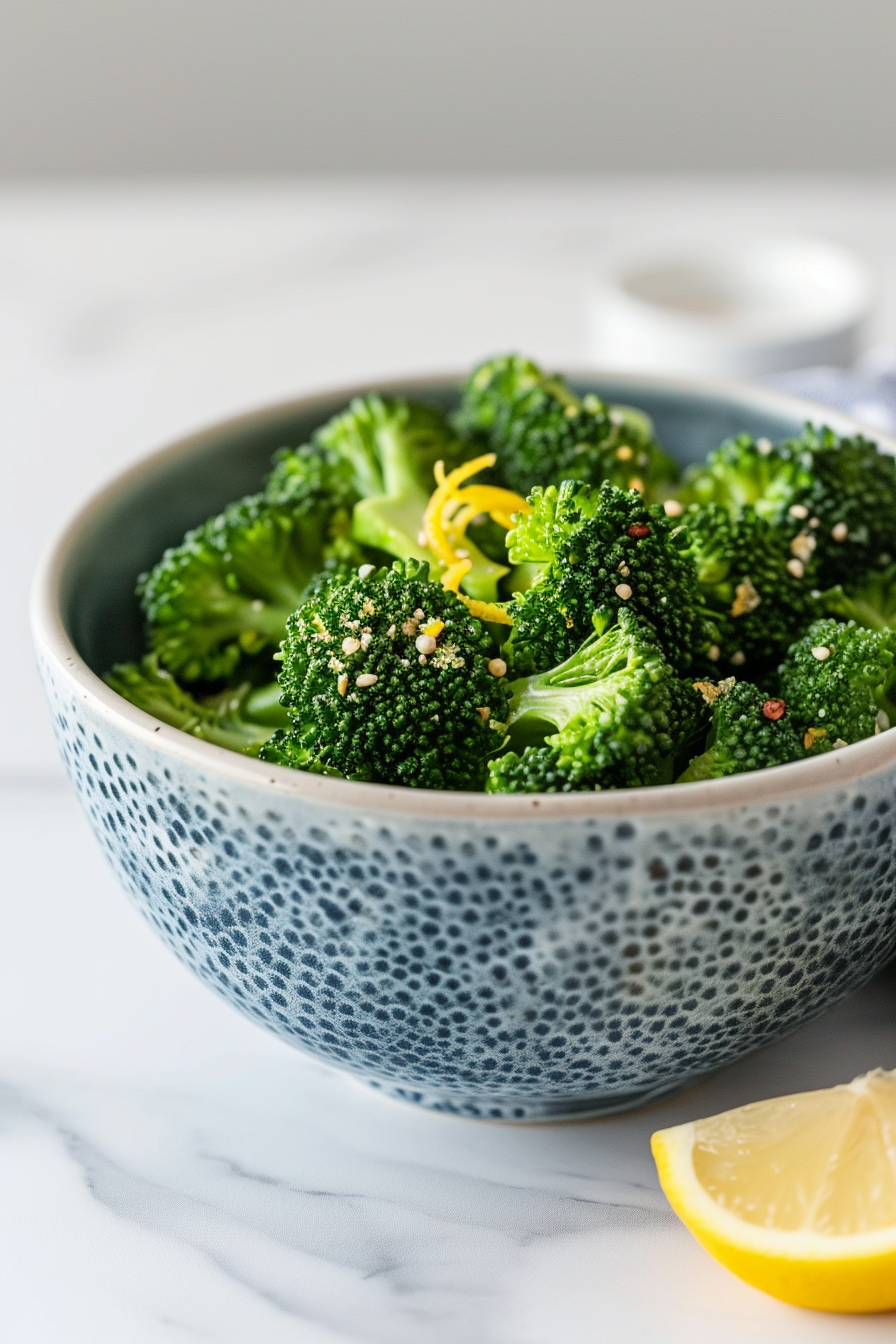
top-left (31, 367), bottom-right (896, 821)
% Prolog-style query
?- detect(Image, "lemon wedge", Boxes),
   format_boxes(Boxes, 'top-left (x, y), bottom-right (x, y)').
top-left (651, 1067), bottom-right (896, 1313)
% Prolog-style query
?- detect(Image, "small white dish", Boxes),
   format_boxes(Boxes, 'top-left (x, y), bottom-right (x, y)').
top-left (588, 237), bottom-right (872, 379)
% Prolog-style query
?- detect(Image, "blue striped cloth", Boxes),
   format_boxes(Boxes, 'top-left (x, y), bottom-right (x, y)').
top-left (766, 350), bottom-right (896, 434)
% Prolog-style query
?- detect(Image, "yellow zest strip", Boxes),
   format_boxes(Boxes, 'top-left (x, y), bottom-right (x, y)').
top-left (461, 598), bottom-right (514, 625)
top-left (440, 558), bottom-right (473, 593)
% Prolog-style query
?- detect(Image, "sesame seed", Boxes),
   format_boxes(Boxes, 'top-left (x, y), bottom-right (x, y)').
top-left (399, 658), bottom-right (410, 667)
top-left (663, 499), bottom-right (684, 517)
top-left (337, 672), bottom-right (349, 696)
top-left (477, 706), bottom-right (491, 722)
top-left (787, 558), bottom-right (805, 578)
top-left (418, 653), bottom-right (428, 665)
top-left (358, 564), bottom-right (375, 579)
top-left (414, 608), bottom-right (424, 620)
top-left (832, 738), bottom-right (848, 749)
top-left (617, 562), bottom-right (630, 576)
top-left (756, 437), bottom-right (772, 455)
top-left (788, 504), bottom-right (809, 519)
top-left (615, 583), bottom-right (633, 600)
top-left (356, 673), bottom-right (378, 687)
top-left (387, 624), bottom-right (397, 638)
top-left (707, 645), bottom-right (721, 662)
top-left (731, 650), bottom-right (746, 666)
top-left (831, 521), bottom-right (849, 542)
top-left (810, 645), bottom-right (831, 661)
top-left (415, 634), bottom-right (437, 655)
top-left (488, 658), bottom-right (507, 678)
top-left (341, 636), bottom-right (361, 654)
top-left (877, 709), bottom-right (890, 732)
top-left (818, 708), bottom-right (826, 718)
top-left (790, 532), bottom-right (816, 562)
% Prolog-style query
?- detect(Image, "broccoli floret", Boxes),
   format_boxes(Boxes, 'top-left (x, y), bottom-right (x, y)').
top-left (778, 618), bottom-right (896, 752)
top-left (680, 426), bottom-right (896, 587)
top-left (503, 480), bottom-right (711, 676)
top-left (683, 503), bottom-right (819, 671)
top-left (105, 656), bottom-right (287, 755)
top-left (676, 680), bottom-right (806, 781)
top-left (265, 559), bottom-right (512, 790)
top-left (487, 609), bottom-right (707, 793)
top-left (138, 491), bottom-right (356, 683)
top-left (453, 354), bottom-right (678, 500)
top-left (268, 395), bottom-right (505, 602)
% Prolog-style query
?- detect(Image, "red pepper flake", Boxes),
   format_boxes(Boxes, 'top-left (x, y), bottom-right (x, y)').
top-left (761, 698), bottom-right (786, 721)
top-left (627, 523), bottom-right (651, 539)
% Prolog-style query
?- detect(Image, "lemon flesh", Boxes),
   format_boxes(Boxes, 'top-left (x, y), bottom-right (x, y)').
top-left (651, 1067), bottom-right (896, 1312)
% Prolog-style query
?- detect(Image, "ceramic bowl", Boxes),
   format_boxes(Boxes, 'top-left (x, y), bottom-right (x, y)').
top-left (32, 373), bottom-right (896, 1121)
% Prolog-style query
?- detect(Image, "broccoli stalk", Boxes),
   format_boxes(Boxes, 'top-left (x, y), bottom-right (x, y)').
top-left (269, 395), bottom-right (506, 603)
top-left (487, 609), bottom-right (707, 793)
top-left (263, 559), bottom-right (512, 790)
top-left (453, 354), bottom-right (679, 500)
top-left (105, 657), bottom-right (288, 755)
top-left (822, 564), bottom-right (896, 631)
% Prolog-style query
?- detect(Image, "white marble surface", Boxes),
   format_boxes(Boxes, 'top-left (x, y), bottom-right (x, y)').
top-left (6, 179), bottom-right (896, 1339)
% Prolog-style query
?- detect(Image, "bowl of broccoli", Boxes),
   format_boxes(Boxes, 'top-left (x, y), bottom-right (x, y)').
top-left (32, 358), bottom-right (896, 1120)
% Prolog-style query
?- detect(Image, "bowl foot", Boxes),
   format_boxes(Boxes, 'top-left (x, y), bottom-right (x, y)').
top-left (363, 1072), bottom-right (708, 1122)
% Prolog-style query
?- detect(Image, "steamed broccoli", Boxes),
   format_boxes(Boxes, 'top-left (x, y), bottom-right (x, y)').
top-left (104, 656), bottom-right (288, 755)
top-left (138, 492), bottom-right (359, 683)
top-left (268, 395), bottom-right (506, 602)
top-left (487, 609), bottom-right (707, 793)
top-left (680, 426), bottom-right (896, 587)
top-left (822, 563), bottom-right (896, 631)
top-left (676, 680), bottom-right (806, 781)
top-left (683, 503), bottom-right (819, 671)
top-left (503, 480), bottom-right (711, 676)
top-left (453, 354), bottom-right (678, 500)
top-left (263, 559), bottom-right (512, 789)
top-left (778, 619), bottom-right (896, 752)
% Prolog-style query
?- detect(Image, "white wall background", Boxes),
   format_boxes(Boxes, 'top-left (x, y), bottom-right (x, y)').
top-left (0, 0), bottom-right (894, 174)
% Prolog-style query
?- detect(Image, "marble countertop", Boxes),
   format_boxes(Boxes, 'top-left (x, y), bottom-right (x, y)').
top-left (5, 178), bottom-right (896, 1340)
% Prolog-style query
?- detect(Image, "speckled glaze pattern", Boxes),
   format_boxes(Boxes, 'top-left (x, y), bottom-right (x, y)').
top-left (40, 656), bottom-right (896, 1119)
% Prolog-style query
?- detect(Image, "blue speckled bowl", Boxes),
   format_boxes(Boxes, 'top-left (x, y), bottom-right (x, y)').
top-left (32, 373), bottom-right (896, 1120)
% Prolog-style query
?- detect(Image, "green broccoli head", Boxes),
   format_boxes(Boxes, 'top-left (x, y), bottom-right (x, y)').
top-left (266, 558), bottom-right (512, 789)
top-left (676, 679), bottom-right (807, 781)
top-left (822, 563), bottom-right (896, 631)
top-left (778, 618), bottom-right (896, 752)
top-left (503, 480), bottom-right (711, 676)
top-left (487, 608), bottom-right (708, 793)
top-left (269, 394), bottom-right (505, 603)
top-left (453, 354), bottom-right (678, 500)
top-left (104, 656), bottom-right (287, 755)
top-left (138, 491), bottom-right (359, 683)
top-left (683, 503), bottom-right (820, 672)
top-left (681, 426), bottom-right (896, 588)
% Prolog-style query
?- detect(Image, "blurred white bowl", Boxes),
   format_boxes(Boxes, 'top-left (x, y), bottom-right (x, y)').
top-left (587, 238), bottom-right (872, 379)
